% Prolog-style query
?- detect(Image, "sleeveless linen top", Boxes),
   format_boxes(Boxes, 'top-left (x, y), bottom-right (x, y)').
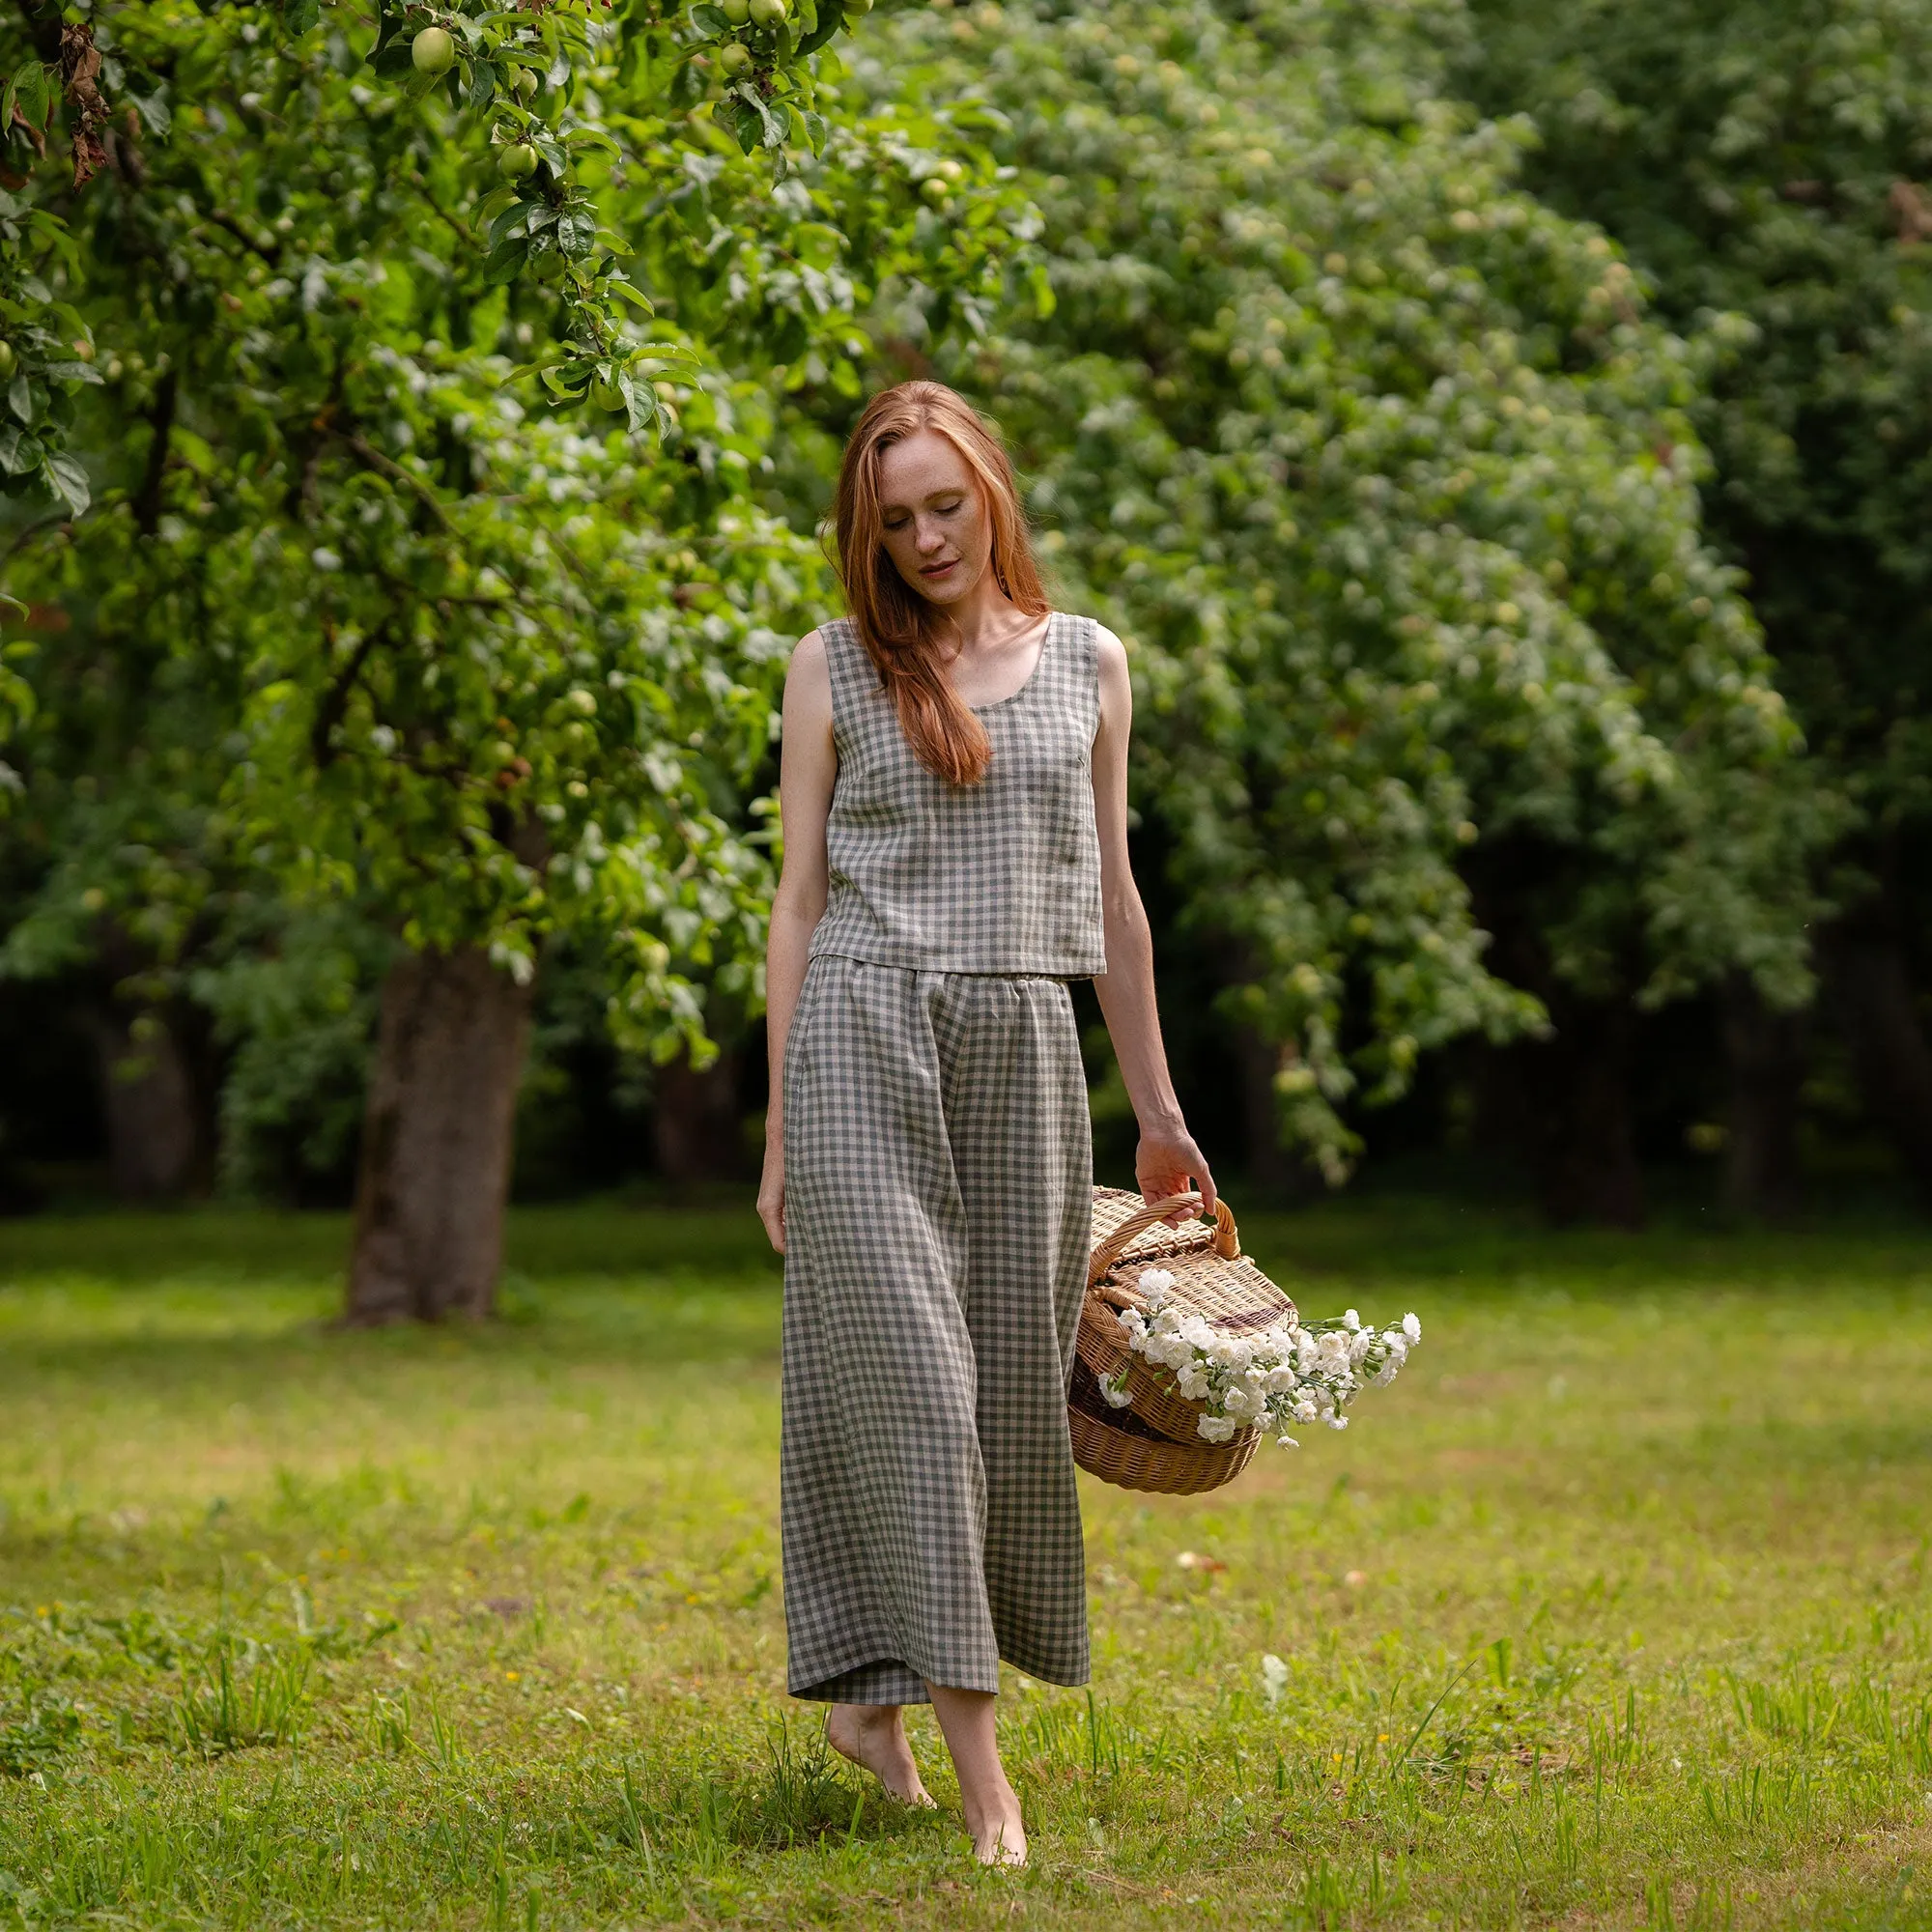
top-left (808, 612), bottom-right (1108, 978)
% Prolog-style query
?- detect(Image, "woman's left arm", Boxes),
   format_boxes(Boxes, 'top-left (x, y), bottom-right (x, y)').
top-left (1089, 627), bottom-right (1218, 1213)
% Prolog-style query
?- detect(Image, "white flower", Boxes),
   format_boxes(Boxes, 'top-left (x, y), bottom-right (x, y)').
top-left (1115, 1308), bottom-right (1147, 1339)
top-left (310, 546), bottom-right (343, 572)
top-left (1197, 1414), bottom-right (1238, 1443)
top-left (1275, 1435), bottom-right (1300, 1450)
top-left (1403, 1313), bottom-right (1421, 1343)
top-left (1319, 1332), bottom-right (1351, 1365)
top-left (1261, 1653), bottom-right (1290, 1705)
top-left (1222, 1385), bottom-right (1264, 1422)
top-left (1293, 1398), bottom-right (1319, 1423)
top-left (1100, 1370), bottom-right (1135, 1409)
top-left (1137, 1267), bottom-right (1176, 1311)
top-left (1343, 1309), bottom-right (1361, 1331)
top-left (1349, 1329), bottom-right (1373, 1366)
top-left (1327, 1413), bottom-right (1349, 1430)
top-left (1176, 1364), bottom-right (1210, 1401)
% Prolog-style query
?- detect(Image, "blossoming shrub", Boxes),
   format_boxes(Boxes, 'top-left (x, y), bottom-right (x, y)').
top-left (855, 0), bottom-right (1830, 1182)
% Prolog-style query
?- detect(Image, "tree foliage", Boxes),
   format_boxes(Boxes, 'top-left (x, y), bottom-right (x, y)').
top-left (859, 0), bottom-right (1828, 1176)
top-left (1460, 0), bottom-right (1932, 883)
top-left (0, 0), bottom-right (1034, 1065)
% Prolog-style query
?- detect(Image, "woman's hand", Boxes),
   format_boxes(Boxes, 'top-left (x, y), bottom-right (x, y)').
top-left (1136, 1122), bottom-right (1216, 1220)
top-left (757, 1138), bottom-right (786, 1254)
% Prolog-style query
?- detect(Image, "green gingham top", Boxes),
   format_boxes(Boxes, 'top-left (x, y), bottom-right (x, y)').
top-left (808, 612), bottom-right (1108, 979)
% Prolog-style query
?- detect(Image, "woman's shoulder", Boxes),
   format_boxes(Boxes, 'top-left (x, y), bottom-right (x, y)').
top-left (790, 617), bottom-right (858, 673)
top-left (1055, 611), bottom-right (1127, 677)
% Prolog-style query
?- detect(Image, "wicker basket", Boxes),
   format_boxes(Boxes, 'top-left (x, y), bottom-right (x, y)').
top-left (1066, 1187), bottom-right (1297, 1493)
top-left (1066, 1358), bottom-right (1261, 1494)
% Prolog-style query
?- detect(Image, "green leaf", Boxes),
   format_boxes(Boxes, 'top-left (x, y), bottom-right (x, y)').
top-left (690, 3), bottom-right (730, 35)
top-left (7, 374), bottom-right (30, 425)
top-left (14, 65), bottom-right (52, 133)
top-left (715, 94), bottom-right (761, 155)
top-left (0, 424), bottom-right (24, 475)
top-left (792, 0), bottom-right (838, 53)
top-left (481, 234), bottom-right (529, 285)
top-left (556, 207), bottom-right (598, 257)
top-left (668, 56), bottom-right (706, 108)
top-left (282, 0), bottom-right (322, 38)
top-left (43, 452), bottom-right (89, 516)
top-left (131, 89), bottom-right (171, 137)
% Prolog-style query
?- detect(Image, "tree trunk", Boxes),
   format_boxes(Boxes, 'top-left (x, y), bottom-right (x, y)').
top-left (345, 947), bottom-right (531, 1323)
top-left (1234, 1025), bottom-right (1318, 1204)
top-left (1826, 927), bottom-right (1932, 1201)
top-left (81, 1002), bottom-right (202, 1201)
top-left (1721, 976), bottom-right (1807, 1220)
top-left (1476, 1001), bottom-right (1645, 1228)
top-left (651, 1043), bottom-right (746, 1183)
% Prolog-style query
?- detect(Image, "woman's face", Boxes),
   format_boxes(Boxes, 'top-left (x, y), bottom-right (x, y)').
top-left (876, 429), bottom-right (991, 611)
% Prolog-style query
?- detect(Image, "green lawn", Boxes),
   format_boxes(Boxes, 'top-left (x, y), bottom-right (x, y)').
top-left (5, 1197), bottom-right (1932, 1928)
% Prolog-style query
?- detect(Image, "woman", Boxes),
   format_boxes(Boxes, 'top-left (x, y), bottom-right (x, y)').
top-left (757, 381), bottom-right (1214, 1865)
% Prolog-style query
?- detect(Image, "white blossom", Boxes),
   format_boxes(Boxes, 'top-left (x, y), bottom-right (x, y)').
top-left (1261, 1653), bottom-right (1291, 1704)
top-left (1403, 1313), bottom-right (1422, 1343)
top-left (1114, 1287), bottom-right (1420, 1456)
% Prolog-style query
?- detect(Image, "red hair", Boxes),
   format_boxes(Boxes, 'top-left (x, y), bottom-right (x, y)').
top-left (833, 382), bottom-right (1049, 786)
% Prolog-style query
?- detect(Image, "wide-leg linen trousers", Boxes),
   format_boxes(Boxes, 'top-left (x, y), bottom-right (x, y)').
top-left (781, 953), bottom-right (1093, 1704)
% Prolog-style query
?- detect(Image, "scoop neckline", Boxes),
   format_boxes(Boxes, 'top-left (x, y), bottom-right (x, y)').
top-left (966, 611), bottom-right (1058, 715)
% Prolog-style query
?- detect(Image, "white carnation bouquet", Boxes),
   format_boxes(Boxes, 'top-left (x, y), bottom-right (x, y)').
top-left (1103, 1267), bottom-right (1421, 1447)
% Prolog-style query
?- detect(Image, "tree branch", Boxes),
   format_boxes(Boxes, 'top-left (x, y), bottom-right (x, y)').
top-left (133, 366), bottom-right (176, 537)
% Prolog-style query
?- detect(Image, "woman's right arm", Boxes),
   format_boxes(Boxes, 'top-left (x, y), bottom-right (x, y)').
top-left (757, 629), bottom-right (837, 1254)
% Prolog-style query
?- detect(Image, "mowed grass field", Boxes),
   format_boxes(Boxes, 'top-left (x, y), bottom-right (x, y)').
top-left (5, 1197), bottom-right (1932, 1930)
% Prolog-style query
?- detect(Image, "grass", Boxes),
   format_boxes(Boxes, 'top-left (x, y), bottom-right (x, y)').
top-left (5, 1194), bottom-right (1932, 1928)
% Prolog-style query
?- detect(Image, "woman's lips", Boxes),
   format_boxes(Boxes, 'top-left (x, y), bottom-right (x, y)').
top-left (921, 558), bottom-right (957, 577)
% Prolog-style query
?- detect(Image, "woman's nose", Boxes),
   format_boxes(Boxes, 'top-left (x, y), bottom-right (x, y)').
top-left (916, 517), bottom-right (945, 552)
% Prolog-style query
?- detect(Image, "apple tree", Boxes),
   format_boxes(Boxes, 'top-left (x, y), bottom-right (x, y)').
top-left (0, 0), bottom-right (1034, 1308)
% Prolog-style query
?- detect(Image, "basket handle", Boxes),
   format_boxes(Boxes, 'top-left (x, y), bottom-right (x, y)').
top-left (1087, 1190), bottom-right (1239, 1291)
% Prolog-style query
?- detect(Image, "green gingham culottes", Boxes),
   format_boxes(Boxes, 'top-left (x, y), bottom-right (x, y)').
top-left (780, 954), bottom-right (1094, 1703)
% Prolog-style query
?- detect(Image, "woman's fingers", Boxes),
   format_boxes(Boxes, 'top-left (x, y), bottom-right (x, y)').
top-left (757, 1179), bottom-right (786, 1254)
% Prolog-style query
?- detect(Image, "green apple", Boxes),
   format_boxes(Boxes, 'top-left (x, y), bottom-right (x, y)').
top-left (591, 377), bottom-right (626, 412)
top-left (412, 25), bottom-right (456, 74)
top-left (722, 0), bottom-right (751, 22)
top-left (0, 343), bottom-right (16, 379)
top-left (498, 143), bottom-right (538, 182)
top-left (920, 176), bottom-right (950, 205)
top-left (511, 66), bottom-right (539, 99)
top-left (749, 0), bottom-right (788, 23)
top-left (719, 40), bottom-right (753, 72)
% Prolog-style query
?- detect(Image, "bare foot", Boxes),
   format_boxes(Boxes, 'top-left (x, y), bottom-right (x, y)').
top-left (825, 1704), bottom-right (935, 1807)
top-left (965, 1789), bottom-right (1028, 1866)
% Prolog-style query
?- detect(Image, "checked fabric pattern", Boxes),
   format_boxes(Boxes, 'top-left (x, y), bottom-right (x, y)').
top-left (808, 613), bottom-right (1107, 980)
top-left (780, 609), bottom-right (1108, 1704)
top-left (781, 957), bottom-right (1094, 1703)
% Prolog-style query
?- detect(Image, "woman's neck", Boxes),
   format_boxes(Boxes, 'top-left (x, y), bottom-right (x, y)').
top-left (933, 571), bottom-right (1041, 655)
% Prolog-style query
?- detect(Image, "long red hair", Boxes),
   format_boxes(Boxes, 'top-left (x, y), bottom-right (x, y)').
top-left (833, 382), bottom-right (1049, 786)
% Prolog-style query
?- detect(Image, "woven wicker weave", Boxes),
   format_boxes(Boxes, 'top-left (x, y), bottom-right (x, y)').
top-left (1066, 1359), bottom-right (1260, 1494)
top-left (1066, 1187), bottom-right (1296, 1492)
